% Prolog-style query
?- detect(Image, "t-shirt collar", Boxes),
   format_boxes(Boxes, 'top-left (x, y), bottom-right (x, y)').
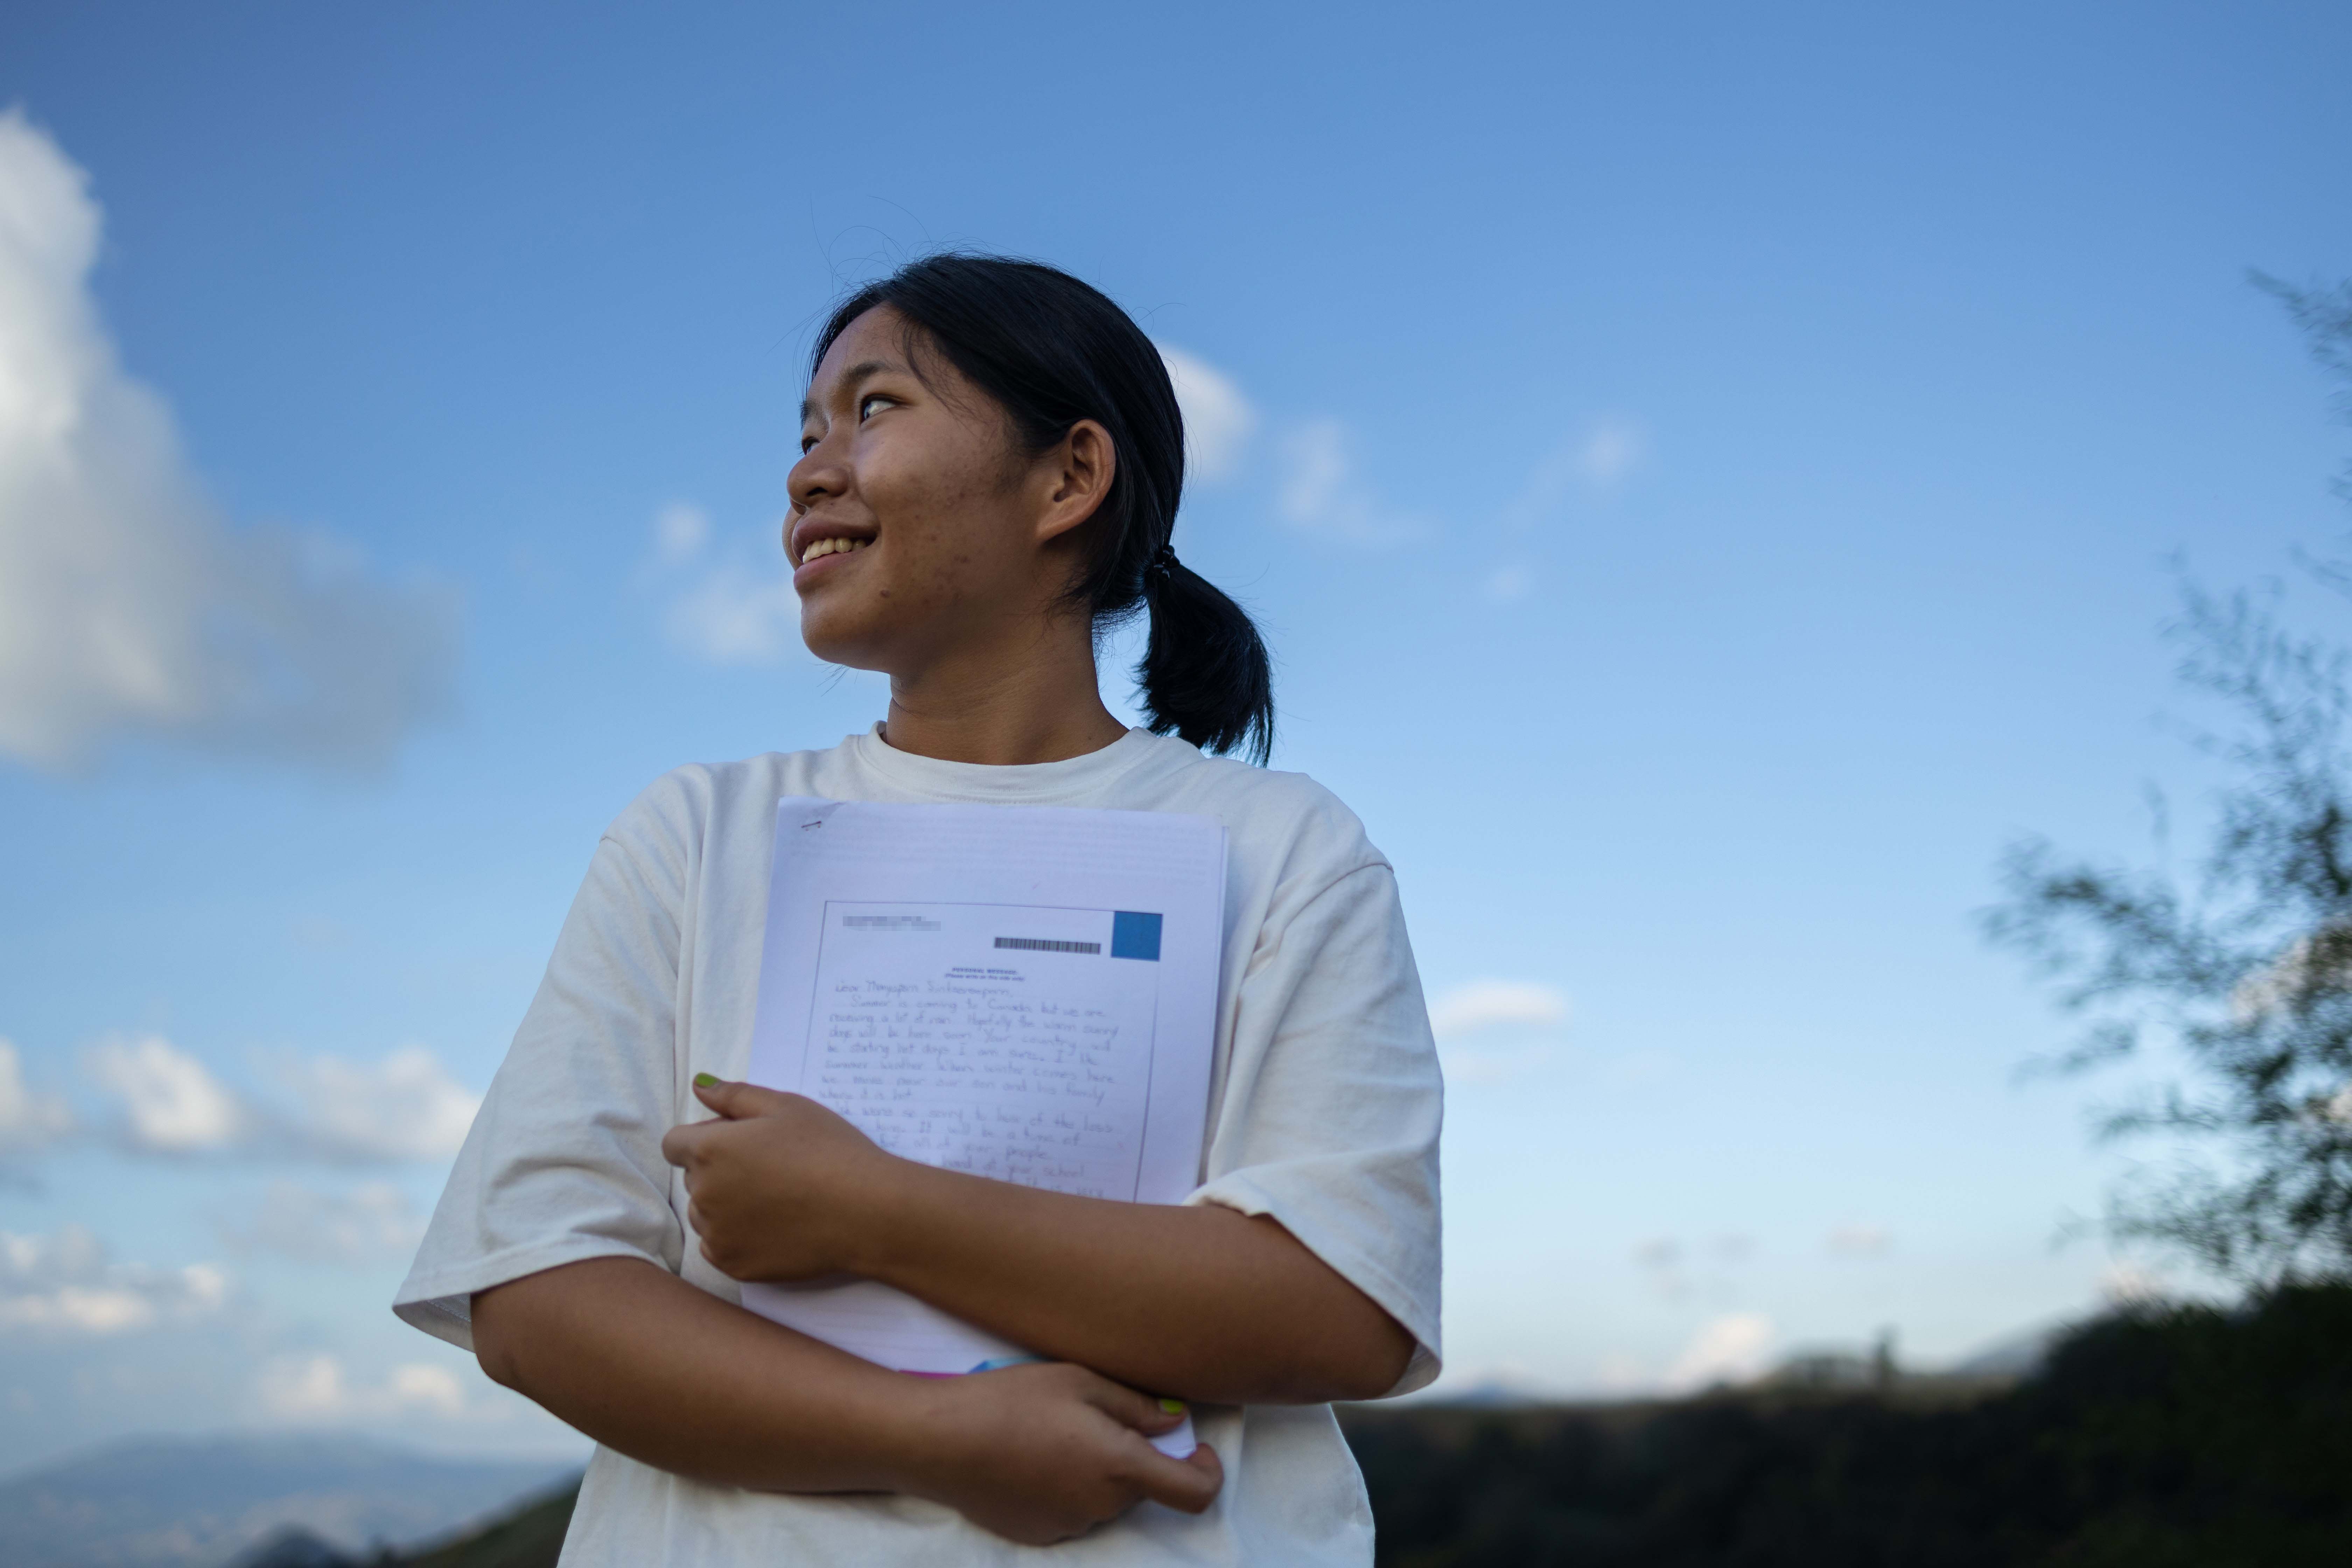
top-left (847, 723), bottom-right (1161, 803)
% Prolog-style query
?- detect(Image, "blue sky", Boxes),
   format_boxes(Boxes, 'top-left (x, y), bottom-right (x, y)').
top-left (2, 1), bottom-right (2350, 1471)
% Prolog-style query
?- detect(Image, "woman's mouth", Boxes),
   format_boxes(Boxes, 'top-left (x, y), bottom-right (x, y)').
top-left (796, 535), bottom-right (870, 565)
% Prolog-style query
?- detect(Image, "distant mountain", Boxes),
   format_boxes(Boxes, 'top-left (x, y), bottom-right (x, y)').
top-left (0, 1433), bottom-right (582, 1568)
top-left (228, 1528), bottom-right (364, 1568)
top-left (1946, 1316), bottom-right (2072, 1380)
top-left (223, 1485), bottom-right (578, 1568)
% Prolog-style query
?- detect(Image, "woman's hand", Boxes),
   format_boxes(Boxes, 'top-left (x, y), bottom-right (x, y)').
top-left (899, 1361), bottom-right (1222, 1546)
top-left (659, 1077), bottom-right (903, 1282)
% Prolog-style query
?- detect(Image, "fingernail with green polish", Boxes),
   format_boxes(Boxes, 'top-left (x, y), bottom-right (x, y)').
top-left (692, 1072), bottom-right (719, 1088)
top-left (1158, 1397), bottom-right (1186, 1414)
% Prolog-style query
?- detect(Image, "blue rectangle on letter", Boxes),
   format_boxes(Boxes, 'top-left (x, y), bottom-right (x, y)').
top-left (1110, 911), bottom-right (1163, 961)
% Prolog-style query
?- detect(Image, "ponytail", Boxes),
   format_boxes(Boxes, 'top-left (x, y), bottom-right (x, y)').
top-left (1140, 551), bottom-right (1274, 765)
top-left (812, 254), bottom-right (1277, 764)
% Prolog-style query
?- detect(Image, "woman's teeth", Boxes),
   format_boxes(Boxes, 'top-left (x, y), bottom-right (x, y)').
top-left (800, 536), bottom-right (870, 563)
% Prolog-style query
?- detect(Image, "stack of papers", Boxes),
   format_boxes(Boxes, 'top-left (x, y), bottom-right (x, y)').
top-left (739, 798), bottom-right (1229, 1455)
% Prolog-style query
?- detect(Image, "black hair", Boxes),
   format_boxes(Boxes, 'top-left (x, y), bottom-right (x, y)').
top-left (810, 253), bottom-right (1275, 765)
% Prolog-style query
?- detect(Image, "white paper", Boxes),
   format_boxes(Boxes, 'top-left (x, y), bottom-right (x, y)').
top-left (737, 798), bottom-right (1226, 1457)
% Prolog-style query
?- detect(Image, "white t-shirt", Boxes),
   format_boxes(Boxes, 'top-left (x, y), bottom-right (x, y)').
top-left (393, 726), bottom-right (1444, 1566)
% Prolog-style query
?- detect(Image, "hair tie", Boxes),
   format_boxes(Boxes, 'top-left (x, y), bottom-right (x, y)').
top-left (1146, 543), bottom-right (1180, 581)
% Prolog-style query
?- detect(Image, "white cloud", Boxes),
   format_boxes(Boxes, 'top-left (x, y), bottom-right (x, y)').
top-left (2234, 938), bottom-right (2352, 1126)
top-left (1157, 346), bottom-right (1255, 483)
top-left (1428, 980), bottom-right (1569, 1084)
top-left (1664, 1312), bottom-right (1776, 1392)
top-left (653, 500), bottom-right (710, 564)
top-left (1276, 419), bottom-right (1422, 547)
top-left (648, 501), bottom-right (807, 666)
top-left (1827, 1223), bottom-right (1893, 1258)
top-left (222, 1180), bottom-right (428, 1265)
top-left (1493, 419), bottom-right (1648, 532)
top-left (87, 1035), bottom-right (478, 1163)
top-left (2097, 1260), bottom-right (2169, 1306)
top-left (392, 1360), bottom-right (467, 1416)
top-left (2228, 928), bottom-right (2336, 1023)
top-left (1278, 423), bottom-right (1346, 524)
top-left (665, 556), bottom-right (802, 664)
top-left (275, 1044), bottom-right (479, 1163)
top-left (88, 1034), bottom-right (245, 1153)
top-left (258, 1351), bottom-right (348, 1418)
top-left (1427, 979), bottom-right (1570, 1042)
top-left (0, 1225), bottom-right (227, 1335)
top-left (0, 110), bottom-right (456, 773)
top-left (0, 1037), bottom-right (72, 1152)
top-left (1575, 420), bottom-right (1644, 487)
top-left (259, 1352), bottom-right (470, 1421)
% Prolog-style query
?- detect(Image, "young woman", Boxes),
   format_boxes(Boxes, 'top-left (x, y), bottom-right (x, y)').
top-left (394, 254), bottom-right (1444, 1564)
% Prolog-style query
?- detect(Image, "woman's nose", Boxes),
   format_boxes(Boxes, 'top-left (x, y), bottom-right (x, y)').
top-left (788, 441), bottom-right (843, 508)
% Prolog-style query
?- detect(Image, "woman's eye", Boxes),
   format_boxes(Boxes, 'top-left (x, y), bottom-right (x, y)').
top-left (859, 394), bottom-right (894, 421)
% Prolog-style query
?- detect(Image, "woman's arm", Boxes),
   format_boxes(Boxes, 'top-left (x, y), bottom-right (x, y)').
top-left (663, 1081), bottom-right (1417, 1405)
top-left (470, 1256), bottom-right (1220, 1545)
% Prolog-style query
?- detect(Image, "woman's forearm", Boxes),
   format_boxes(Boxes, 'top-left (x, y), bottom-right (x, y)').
top-left (469, 1255), bottom-right (1224, 1543)
top-left (665, 1083), bottom-right (1417, 1405)
top-left (470, 1256), bottom-right (927, 1493)
top-left (853, 1169), bottom-right (1414, 1405)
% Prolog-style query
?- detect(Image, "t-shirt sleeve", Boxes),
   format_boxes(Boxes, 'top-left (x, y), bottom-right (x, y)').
top-left (1186, 861), bottom-right (1446, 1396)
top-left (391, 790), bottom-right (692, 1351)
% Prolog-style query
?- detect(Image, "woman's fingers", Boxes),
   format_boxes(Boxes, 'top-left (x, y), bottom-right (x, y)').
top-left (907, 1364), bottom-right (1226, 1541)
top-left (692, 1077), bottom-right (802, 1119)
top-left (1078, 1374), bottom-right (1188, 1436)
top-left (1132, 1442), bottom-right (1222, 1515)
top-left (1068, 1372), bottom-right (1222, 1514)
top-left (692, 1078), bottom-right (849, 1132)
top-left (656, 1119), bottom-right (708, 1170)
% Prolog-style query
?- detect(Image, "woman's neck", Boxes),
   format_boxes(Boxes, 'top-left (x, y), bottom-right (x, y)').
top-left (878, 620), bottom-right (1127, 766)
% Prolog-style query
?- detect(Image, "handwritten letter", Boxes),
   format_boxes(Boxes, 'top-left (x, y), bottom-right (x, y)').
top-left (802, 900), bottom-right (1160, 1203)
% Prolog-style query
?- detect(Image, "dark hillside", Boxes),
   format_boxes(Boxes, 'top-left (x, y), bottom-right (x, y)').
top-left (395, 1486), bottom-right (576, 1568)
top-left (362, 1283), bottom-right (2352, 1567)
top-left (1345, 1282), bottom-right (2352, 1567)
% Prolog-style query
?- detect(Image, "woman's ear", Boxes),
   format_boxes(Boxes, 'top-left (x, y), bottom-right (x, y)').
top-left (1035, 419), bottom-right (1117, 544)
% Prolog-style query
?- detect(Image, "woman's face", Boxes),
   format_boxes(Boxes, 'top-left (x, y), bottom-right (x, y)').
top-left (787, 306), bottom-right (1081, 674)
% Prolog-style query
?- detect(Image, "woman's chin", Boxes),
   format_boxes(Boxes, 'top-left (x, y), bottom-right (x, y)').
top-left (796, 618), bottom-right (889, 674)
